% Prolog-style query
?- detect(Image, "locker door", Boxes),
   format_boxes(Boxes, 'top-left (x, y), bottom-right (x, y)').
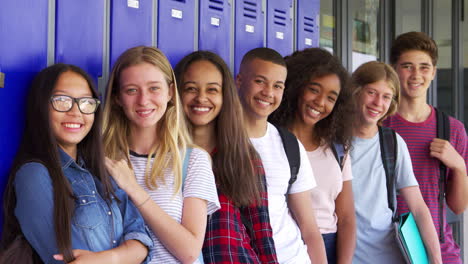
top-left (296, 0), bottom-right (320, 51)
top-left (234, 0), bottom-right (264, 75)
top-left (55, 0), bottom-right (104, 82)
top-left (158, 0), bottom-right (195, 67)
top-left (0, 0), bottom-right (48, 230)
top-left (266, 0), bottom-right (293, 57)
top-left (110, 0), bottom-right (153, 68)
top-left (199, 0), bottom-right (232, 65)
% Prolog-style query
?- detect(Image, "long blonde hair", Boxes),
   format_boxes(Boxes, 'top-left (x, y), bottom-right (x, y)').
top-left (102, 46), bottom-right (192, 192)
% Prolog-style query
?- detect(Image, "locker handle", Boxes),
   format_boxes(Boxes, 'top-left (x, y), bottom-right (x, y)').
top-left (0, 72), bottom-right (4, 88)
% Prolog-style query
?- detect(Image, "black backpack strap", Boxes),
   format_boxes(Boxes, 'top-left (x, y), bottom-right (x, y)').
top-left (378, 126), bottom-right (398, 221)
top-left (273, 124), bottom-right (300, 195)
top-left (435, 107), bottom-right (450, 242)
top-left (331, 142), bottom-right (345, 171)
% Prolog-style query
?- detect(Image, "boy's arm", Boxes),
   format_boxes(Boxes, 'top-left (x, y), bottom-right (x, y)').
top-left (288, 190), bottom-right (327, 264)
top-left (400, 186), bottom-right (442, 264)
top-left (430, 138), bottom-right (468, 214)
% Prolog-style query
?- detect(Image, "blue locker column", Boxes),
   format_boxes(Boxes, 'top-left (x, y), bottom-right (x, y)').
top-left (110, 0), bottom-right (153, 68)
top-left (296, 0), bottom-right (320, 51)
top-left (234, 0), bottom-right (264, 75)
top-left (266, 0), bottom-right (293, 57)
top-left (158, 0), bottom-right (195, 67)
top-left (0, 0), bottom-right (48, 230)
top-left (55, 0), bottom-right (104, 82)
top-left (199, 0), bottom-right (232, 65)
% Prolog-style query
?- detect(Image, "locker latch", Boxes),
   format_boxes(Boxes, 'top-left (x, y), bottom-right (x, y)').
top-left (0, 72), bottom-right (4, 88)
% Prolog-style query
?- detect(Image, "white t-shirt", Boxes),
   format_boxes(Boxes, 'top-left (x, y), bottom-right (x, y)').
top-left (350, 132), bottom-right (418, 264)
top-left (307, 145), bottom-right (353, 234)
top-left (130, 148), bottom-right (220, 264)
top-left (250, 123), bottom-right (316, 264)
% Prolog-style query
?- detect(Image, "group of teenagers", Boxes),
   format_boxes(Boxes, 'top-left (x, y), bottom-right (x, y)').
top-left (0, 31), bottom-right (467, 264)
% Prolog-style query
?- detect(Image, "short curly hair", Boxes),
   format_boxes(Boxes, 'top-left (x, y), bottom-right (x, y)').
top-left (269, 48), bottom-right (354, 149)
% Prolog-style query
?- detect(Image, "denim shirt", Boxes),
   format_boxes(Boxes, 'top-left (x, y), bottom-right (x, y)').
top-left (14, 148), bottom-right (153, 263)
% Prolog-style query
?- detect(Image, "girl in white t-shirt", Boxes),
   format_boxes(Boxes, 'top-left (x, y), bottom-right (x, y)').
top-left (102, 46), bottom-right (220, 263)
top-left (270, 48), bottom-right (356, 264)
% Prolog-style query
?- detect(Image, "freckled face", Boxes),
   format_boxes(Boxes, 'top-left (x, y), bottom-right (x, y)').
top-left (117, 62), bottom-right (173, 131)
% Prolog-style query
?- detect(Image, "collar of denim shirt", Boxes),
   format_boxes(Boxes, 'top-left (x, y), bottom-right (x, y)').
top-left (58, 147), bottom-right (86, 170)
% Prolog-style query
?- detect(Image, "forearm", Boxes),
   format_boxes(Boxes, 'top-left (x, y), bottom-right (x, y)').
top-left (411, 207), bottom-right (442, 264)
top-left (336, 219), bottom-right (355, 264)
top-left (106, 240), bottom-right (148, 264)
top-left (303, 230), bottom-right (327, 264)
top-left (128, 185), bottom-right (204, 263)
top-left (446, 167), bottom-right (468, 214)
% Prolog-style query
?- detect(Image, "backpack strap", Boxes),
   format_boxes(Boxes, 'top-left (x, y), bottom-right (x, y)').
top-left (273, 124), bottom-right (301, 195)
top-left (378, 126), bottom-right (398, 221)
top-left (435, 107), bottom-right (450, 243)
top-left (331, 142), bottom-right (345, 171)
top-left (181, 148), bottom-right (193, 191)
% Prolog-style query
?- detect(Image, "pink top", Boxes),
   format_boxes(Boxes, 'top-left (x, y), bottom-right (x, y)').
top-left (307, 145), bottom-right (353, 234)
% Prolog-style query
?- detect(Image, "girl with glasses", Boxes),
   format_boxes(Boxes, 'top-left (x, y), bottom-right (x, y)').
top-left (174, 51), bottom-right (278, 263)
top-left (1, 64), bottom-right (152, 264)
top-left (102, 46), bottom-right (220, 263)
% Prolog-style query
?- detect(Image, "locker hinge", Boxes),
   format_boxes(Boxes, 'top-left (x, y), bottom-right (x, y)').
top-left (0, 72), bottom-right (4, 88)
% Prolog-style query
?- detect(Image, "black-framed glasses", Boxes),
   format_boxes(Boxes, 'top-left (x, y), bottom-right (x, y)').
top-left (50, 95), bottom-right (100, 114)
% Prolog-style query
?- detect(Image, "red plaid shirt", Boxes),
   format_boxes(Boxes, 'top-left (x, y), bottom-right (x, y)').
top-left (202, 156), bottom-right (278, 264)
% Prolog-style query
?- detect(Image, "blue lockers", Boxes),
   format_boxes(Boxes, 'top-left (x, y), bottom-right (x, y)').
top-left (199, 0), bottom-right (232, 65)
top-left (266, 0), bottom-right (293, 57)
top-left (234, 0), bottom-right (264, 75)
top-left (296, 0), bottom-right (320, 50)
top-left (0, 0), bottom-right (327, 235)
top-left (0, 0), bottom-right (49, 232)
top-left (55, 0), bottom-right (104, 82)
top-left (110, 0), bottom-right (153, 68)
top-left (158, 0), bottom-right (196, 67)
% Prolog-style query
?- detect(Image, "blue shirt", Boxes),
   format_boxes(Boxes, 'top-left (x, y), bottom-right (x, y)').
top-left (350, 132), bottom-right (418, 264)
top-left (14, 148), bottom-right (153, 263)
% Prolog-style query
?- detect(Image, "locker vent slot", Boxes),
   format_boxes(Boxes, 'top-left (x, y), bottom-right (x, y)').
top-left (243, 1), bottom-right (257, 19)
top-left (209, 0), bottom-right (223, 12)
top-left (273, 9), bottom-right (286, 26)
top-left (172, 0), bottom-right (186, 2)
top-left (304, 16), bottom-right (315, 33)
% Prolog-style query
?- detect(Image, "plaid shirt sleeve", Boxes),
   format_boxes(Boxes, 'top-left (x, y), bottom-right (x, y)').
top-left (239, 157), bottom-right (279, 264)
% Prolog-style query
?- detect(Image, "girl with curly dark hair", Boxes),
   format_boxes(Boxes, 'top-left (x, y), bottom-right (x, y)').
top-left (269, 48), bottom-right (356, 264)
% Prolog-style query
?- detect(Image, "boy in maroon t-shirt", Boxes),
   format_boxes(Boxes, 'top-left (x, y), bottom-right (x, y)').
top-left (384, 31), bottom-right (468, 263)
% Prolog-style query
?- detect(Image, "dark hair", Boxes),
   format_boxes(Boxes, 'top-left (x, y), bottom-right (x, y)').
top-left (390, 31), bottom-right (438, 66)
top-left (350, 61), bottom-right (401, 125)
top-left (175, 51), bottom-right (263, 206)
top-left (269, 48), bottom-right (354, 149)
top-left (1, 64), bottom-right (114, 263)
top-left (240, 47), bottom-right (286, 70)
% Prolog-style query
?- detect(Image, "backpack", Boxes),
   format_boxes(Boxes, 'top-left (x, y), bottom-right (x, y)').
top-left (273, 124), bottom-right (300, 196)
top-left (379, 107), bottom-right (450, 243)
top-left (331, 142), bottom-right (346, 170)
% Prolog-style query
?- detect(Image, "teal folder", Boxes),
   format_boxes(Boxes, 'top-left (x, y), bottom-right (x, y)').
top-left (395, 212), bottom-right (429, 264)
